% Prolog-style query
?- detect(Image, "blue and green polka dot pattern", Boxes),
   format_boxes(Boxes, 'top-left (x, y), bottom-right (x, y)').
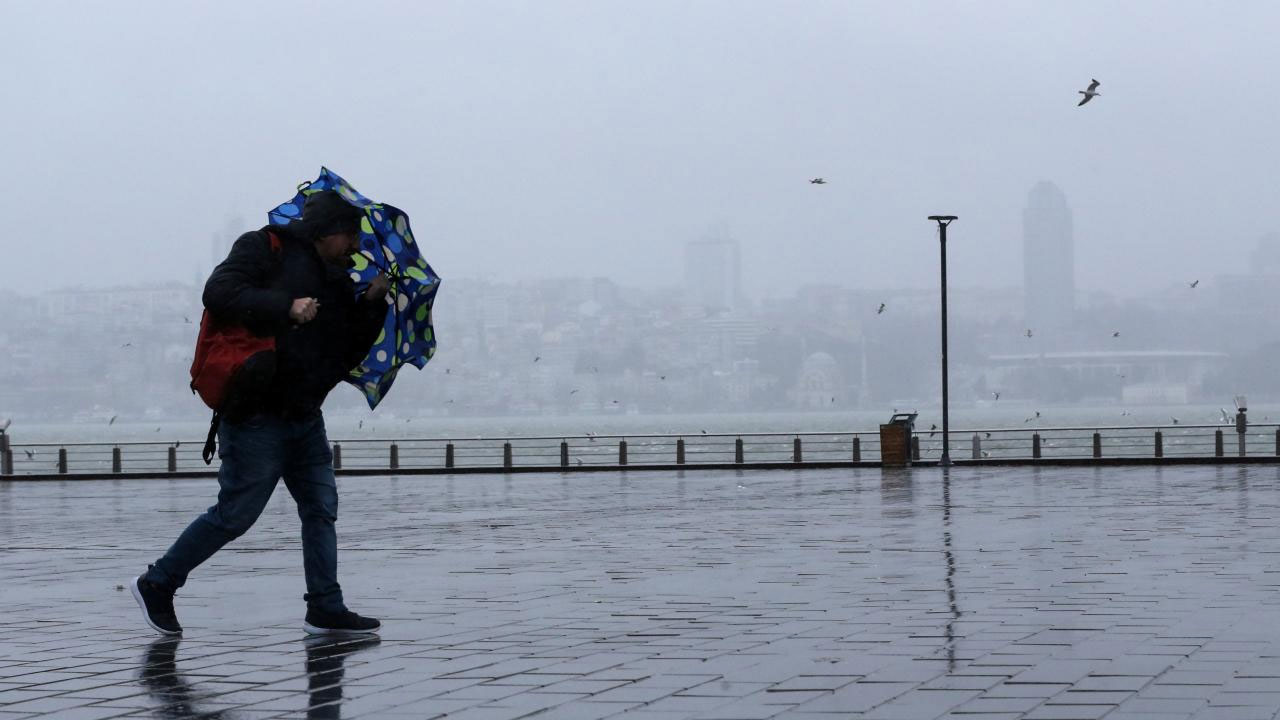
top-left (269, 167), bottom-right (440, 409)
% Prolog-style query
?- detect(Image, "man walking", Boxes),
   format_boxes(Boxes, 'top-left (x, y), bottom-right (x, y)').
top-left (132, 190), bottom-right (389, 636)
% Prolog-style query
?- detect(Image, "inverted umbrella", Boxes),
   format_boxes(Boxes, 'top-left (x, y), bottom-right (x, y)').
top-left (269, 167), bottom-right (441, 408)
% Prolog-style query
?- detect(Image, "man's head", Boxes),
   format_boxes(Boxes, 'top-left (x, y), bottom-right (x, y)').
top-left (300, 190), bottom-right (364, 263)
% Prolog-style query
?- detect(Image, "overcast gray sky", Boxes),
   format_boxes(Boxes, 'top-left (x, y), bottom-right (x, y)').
top-left (3, 1), bottom-right (1277, 297)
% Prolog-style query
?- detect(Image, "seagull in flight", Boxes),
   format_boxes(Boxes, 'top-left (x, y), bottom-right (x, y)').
top-left (1189, 280), bottom-right (1199, 288)
top-left (992, 391), bottom-right (1000, 401)
top-left (877, 303), bottom-right (886, 315)
top-left (1025, 329), bottom-right (1033, 338)
top-left (809, 178), bottom-right (827, 185)
top-left (1112, 331), bottom-right (1120, 338)
top-left (1077, 78), bottom-right (1100, 106)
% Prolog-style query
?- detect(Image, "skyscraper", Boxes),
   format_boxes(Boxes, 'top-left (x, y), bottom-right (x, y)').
top-left (684, 230), bottom-right (743, 313)
top-left (1022, 181), bottom-right (1075, 331)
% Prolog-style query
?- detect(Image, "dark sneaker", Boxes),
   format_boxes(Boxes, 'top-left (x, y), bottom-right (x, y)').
top-left (303, 608), bottom-right (381, 635)
top-left (131, 575), bottom-right (182, 635)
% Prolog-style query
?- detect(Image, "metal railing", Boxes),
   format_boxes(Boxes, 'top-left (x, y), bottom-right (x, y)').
top-left (1, 422), bottom-right (1278, 478)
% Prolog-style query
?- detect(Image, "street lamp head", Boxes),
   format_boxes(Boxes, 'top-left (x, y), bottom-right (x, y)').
top-left (927, 215), bottom-right (958, 222)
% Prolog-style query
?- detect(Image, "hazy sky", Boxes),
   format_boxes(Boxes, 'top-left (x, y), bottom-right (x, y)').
top-left (3, 1), bottom-right (1277, 297)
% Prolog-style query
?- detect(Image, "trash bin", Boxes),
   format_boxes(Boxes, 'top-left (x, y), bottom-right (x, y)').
top-left (880, 412), bottom-right (917, 466)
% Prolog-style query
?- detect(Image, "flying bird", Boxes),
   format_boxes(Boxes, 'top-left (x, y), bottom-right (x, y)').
top-left (183, 316), bottom-right (191, 324)
top-left (809, 178), bottom-right (827, 185)
top-left (1077, 78), bottom-right (1100, 106)
top-left (1171, 416), bottom-right (1180, 425)
top-left (534, 356), bottom-right (540, 363)
top-left (877, 303), bottom-right (886, 315)
top-left (660, 375), bottom-right (666, 380)
top-left (23, 449), bottom-right (34, 459)
top-left (1025, 329), bottom-right (1033, 338)
top-left (1189, 280), bottom-right (1199, 288)
top-left (1220, 408), bottom-right (1231, 424)
top-left (108, 415), bottom-right (118, 425)
top-left (569, 389), bottom-right (579, 395)
top-left (992, 392), bottom-right (1000, 401)
top-left (1112, 331), bottom-right (1120, 338)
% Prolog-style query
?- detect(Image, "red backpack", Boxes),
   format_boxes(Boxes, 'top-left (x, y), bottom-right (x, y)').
top-left (190, 231), bottom-right (282, 462)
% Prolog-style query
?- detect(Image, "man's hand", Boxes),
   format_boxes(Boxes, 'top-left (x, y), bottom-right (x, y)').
top-left (290, 297), bottom-right (320, 324)
top-left (365, 274), bottom-right (391, 303)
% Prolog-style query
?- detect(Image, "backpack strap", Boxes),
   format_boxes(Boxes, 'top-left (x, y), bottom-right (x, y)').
top-left (202, 412), bottom-right (221, 465)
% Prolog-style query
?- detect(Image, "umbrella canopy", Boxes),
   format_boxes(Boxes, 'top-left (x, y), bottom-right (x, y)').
top-left (269, 167), bottom-right (440, 408)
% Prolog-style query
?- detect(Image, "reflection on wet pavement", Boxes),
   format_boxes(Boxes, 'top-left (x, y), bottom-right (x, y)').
top-left (1, 465), bottom-right (1280, 718)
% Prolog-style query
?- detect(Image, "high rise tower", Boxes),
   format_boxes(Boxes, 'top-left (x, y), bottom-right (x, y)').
top-left (684, 229), bottom-right (743, 313)
top-left (1022, 181), bottom-right (1075, 331)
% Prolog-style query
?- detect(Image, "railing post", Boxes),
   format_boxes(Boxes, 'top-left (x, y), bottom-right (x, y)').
top-left (910, 436), bottom-right (920, 461)
top-left (389, 443), bottom-right (399, 470)
top-left (0, 433), bottom-right (11, 475)
top-left (1214, 430), bottom-right (1224, 458)
top-left (167, 446), bottom-right (177, 473)
top-left (619, 440), bottom-right (627, 466)
top-left (1237, 408), bottom-right (1248, 457)
top-left (676, 438), bottom-right (685, 465)
top-left (971, 433), bottom-right (981, 460)
top-left (735, 437), bottom-right (744, 464)
top-left (1032, 433), bottom-right (1041, 459)
top-left (1092, 432), bottom-right (1101, 459)
top-left (793, 437), bottom-right (802, 463)
top-left (1154, 431), bottom-right (1163, 458)
top-left (112, 447), bottom-right (121, 474)
top-left (58, 448), bottom-right (67, 474)
top-left (332, 443), bottom-right (342, 470)
top-left (852, 436), bottom-right (861, 462)
top-left (560, 441), bottom-right (569, 468)
top-left (503, 442), bottom-right (512, 469)
top-left (445, 442), bottom-right (455, 468)
top-left (1275, 429), bottom-right (1279, 457)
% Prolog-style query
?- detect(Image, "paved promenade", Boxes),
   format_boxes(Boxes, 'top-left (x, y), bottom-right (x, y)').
top-left (2, 465), bottom-right (1280, 719)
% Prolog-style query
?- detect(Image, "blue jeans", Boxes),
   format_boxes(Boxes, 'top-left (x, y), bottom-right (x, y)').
top-left (145, 412), bottom-right (345, 613)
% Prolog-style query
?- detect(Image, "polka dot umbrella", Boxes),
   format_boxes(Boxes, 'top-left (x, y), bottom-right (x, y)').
top-left (268, 167), bottom-right (441, 409)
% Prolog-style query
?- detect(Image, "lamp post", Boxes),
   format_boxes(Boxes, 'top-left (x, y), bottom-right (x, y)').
top-left (928, 216), bottom-right (957, 466)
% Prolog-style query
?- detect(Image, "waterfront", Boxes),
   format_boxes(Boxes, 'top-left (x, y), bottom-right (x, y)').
top-left (3, 465), bottom-right (1280, 718)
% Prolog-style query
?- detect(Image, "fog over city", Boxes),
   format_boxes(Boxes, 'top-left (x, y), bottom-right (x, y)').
top-left (3, 1), bottom-right (1280, 428)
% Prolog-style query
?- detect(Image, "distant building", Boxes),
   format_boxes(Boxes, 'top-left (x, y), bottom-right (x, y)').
top-left (1023, 181), bottom-right (1076, 332)
top-left (684, 232), bottom-right (743, 313)
top-left (792, 351), bottom-right (842, 409)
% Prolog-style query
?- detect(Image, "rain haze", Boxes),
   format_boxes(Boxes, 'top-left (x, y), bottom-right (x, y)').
top-left (2, 0), bottom-right (1280, 427)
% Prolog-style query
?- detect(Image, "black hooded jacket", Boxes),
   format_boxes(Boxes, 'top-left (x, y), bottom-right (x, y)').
top-left (202, 224), bottom-right (386, 419)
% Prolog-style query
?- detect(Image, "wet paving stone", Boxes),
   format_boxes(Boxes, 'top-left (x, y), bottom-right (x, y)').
top-left (2, 464), bottom-right (1280, 718)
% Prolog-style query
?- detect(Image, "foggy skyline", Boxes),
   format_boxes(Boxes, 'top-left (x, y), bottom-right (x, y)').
top-left (3, 1), bottom-right (1279, 298)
